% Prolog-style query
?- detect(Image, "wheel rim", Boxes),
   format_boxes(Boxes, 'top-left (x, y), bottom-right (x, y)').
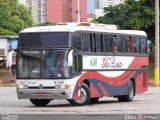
top-left (75, 88), bottom-right (87, 104)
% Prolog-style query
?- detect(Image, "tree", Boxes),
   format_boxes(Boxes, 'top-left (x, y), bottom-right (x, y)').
top-left (38, 22), bottom-right (57, 26)
top-left (0, 0), bottom-right (34, 34)
top-left (94, 0), bottom-right (155, 40)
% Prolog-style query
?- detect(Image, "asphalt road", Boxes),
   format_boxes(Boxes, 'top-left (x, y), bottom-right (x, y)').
top-left (0, 86), bottom-right (160, 120)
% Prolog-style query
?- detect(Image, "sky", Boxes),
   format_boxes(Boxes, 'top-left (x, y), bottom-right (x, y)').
top-left (87, 0), bottom-right (94, 14)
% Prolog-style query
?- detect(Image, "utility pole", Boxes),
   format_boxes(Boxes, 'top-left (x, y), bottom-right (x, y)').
top-left (155, 0), bottom-right (159, 86)
top-left (77, 0), bottom-right (80, 23)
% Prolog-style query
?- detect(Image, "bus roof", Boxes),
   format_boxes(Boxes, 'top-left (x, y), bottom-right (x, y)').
top-left (20, 23), bottom-right (147, 37)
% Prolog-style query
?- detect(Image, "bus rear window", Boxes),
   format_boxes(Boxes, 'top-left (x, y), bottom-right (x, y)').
top-left (18, 32), bottom-right (70, 48)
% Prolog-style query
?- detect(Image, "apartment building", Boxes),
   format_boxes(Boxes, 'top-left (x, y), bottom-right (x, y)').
top-left (46, 0), bottom-right (87, 23)
top-left (94, 0), bottom-right (123, 18)
top-left (26, 0), bottom-right (46, 24)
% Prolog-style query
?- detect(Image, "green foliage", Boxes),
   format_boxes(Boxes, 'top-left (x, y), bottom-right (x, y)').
top-left (94, 0), bottom-right (158, 63)
top-left (0, 0), bottom-right (34, 34)
top-left (94, 0), bottom-right (155, 40)
top-left (38, 22), bottom-right (57, 26)
top-left (0, 27), bottom-right (16, 35)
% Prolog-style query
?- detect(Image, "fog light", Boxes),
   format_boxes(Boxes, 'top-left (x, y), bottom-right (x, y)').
top-left (17, 85), bottom-right (28, 89)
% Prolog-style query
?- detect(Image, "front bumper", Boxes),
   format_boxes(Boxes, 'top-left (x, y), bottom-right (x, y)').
top-left (17, 88), bottom-right (71, 99)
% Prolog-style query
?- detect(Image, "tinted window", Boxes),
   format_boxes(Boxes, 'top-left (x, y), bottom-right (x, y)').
top-left (141, 37), bottom-right (147, 53)
top-left (82, 33), bottom-right (90, 52)
top-left (114, 35), bottom-right (123, 53)
top-left (72, 32), bottom-right (81, 51)
top-left (94, 34), bottom-right (102, 52)
top-left (104, 34), bottom-right (113, 52)
top-left (133, 36), bottom-right (141, 53)
top-left (89, 33), bottom-right (94, 52)
top-left (19, 32), bottom-right (70, 48)
top-left (123, 36), bottom-right (130, 53)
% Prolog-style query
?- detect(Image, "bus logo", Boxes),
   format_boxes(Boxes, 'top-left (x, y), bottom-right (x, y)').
top-left (39, 84), bottom-right (43, 89)
top-left (90, 58), bottom-right (97, 67)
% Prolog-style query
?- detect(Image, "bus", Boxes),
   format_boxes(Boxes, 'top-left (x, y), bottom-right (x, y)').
top-left (16, 23), bottom-right (148, 106)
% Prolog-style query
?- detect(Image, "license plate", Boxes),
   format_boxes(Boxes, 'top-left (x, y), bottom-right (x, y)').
top-left (37, 92), bottom-right (46, 96)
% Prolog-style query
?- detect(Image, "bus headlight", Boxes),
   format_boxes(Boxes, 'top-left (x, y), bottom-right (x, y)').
top-left (55, 85), bottom-right (70, 89)
top-left (16, 85), bottom-right (28, 89)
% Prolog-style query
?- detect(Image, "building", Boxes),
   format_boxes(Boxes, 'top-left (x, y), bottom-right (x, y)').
top-left (26, 0), bottom-right (46, 24)
top-left (45, 0), bottom-right (72, 23)
top-left (22, 0), bottom-right (87, 24)
top-left (18, 0), bottom-right (27, 6)
top-left (94, 0), bottom-right (123, 18)
top-left (45, 0), bottom-right (87, 23)
top-left (94, 0), bottom-right (123, 9)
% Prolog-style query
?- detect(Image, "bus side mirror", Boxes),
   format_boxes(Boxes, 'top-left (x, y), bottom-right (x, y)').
top-left (68, 50), bottom-right (73, 66)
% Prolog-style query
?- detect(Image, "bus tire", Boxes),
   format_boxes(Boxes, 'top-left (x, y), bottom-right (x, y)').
top-left (68, 83), bottom-right (90, 106)
top-left (89, 97), bottom-right (99, 103)
top-left (30, 99), bottom-right (51, 106)
top-left (118, 81), bottom-right (134, 102)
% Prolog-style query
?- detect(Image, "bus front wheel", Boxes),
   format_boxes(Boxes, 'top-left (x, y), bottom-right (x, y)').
top-left (30, 99), bottom-right (51, 106)
top-left (118, 81), bottom-right (134, 102)
top-left (68, 83), bottom-right (90, 106)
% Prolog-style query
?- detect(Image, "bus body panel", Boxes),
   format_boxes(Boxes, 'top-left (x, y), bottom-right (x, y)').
top-left (72, 55), bottom-right (148, 99)
top-left (16, 76), bottom-right (81, 99)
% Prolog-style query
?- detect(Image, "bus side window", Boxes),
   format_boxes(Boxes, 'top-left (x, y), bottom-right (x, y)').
top-left (95, 33), bottom-right (102, 52)
top-left (72, 54), bottom-right (77, 74)
top-left (123, 36), bottom-right (130, 53)
top-left (141, 37), bottom-right (147, 53)
top-left (114, 35), bottom-right (123, 53)
top-left (93, 33), bottom-right (96, 52)
top-left (72, 32), bottom-right (81, 51)
top-left (133, 36), bottom-right (141, 53)
top-left (137, 37), bottom-right (141, 53)
top-left (72, 54), bottom-right (82, 74)
top-left (82, 33), bottom-right (90, 52)
top-left (104, 34), bottom-right (113, 52)
top-left (100, 34), bottom-right (104, 52)
top-left (89, 33), bottom-right (94, 52)
top-left (129, 36), bottom-right (133, 53)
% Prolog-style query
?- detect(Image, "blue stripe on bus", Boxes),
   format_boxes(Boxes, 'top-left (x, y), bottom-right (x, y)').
top-left (73, 66), bottom-right (148, 98)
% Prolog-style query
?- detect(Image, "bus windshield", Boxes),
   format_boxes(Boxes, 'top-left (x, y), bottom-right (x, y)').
top-left (18, 32), bottom-right (70, 48)
top-left (17, 49), bottom-right (70, 79)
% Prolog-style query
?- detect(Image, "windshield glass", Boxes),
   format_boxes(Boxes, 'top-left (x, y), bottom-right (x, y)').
top-left (17, 49), bottom-right (70, 79)
top-left (17, 50), bottom-right (41, 78)
top-left (18, 32), bottom-right (70, 48)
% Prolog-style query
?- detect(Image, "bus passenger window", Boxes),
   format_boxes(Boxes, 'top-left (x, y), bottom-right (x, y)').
top-left (113, 35), bottom-right (117, 54)
top-left (82, 33), bottom-right (90, 52)
top-left (95, 34), bottom-right (102, 52)
top-left (104, 34), bottom-right (113, 52)
top-left (129, 36), bottom-right (133, 53)
top-left (100, 34), bottom-right (104, 52)
top-left (89, 33), bottom-right (93, 52)
top-left (141, 37), bottom-right (147, 53)
top-left (72, 32), bottom-right (81, 51)
top-left (114, 35), bottom-right (123, 53)
top-left (123, 36), bottom-right (130, 53)
top-left (133, 36), bottom-right (141, 53)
